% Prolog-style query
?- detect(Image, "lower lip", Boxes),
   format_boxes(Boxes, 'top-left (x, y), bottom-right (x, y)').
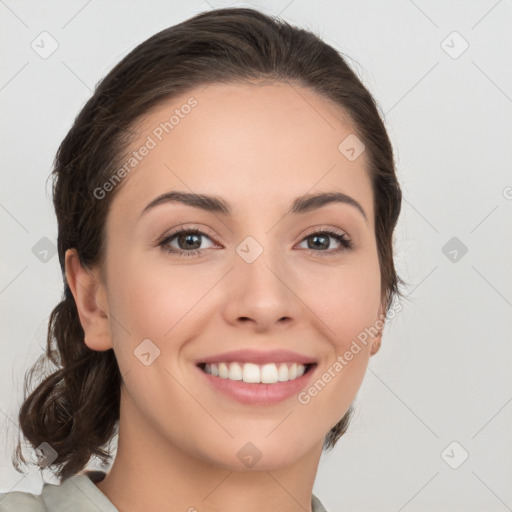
top-left (197, 364), bottom-right (316, 405)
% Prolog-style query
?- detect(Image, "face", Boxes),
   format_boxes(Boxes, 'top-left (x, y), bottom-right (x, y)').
top-left (78, 80), bottom-right (384, 471)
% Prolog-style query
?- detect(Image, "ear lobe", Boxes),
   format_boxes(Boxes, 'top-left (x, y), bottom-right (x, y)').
top-left (370, 333), bottom-right (382, 356)
top-left (370, 299), bottom-right (386, 356)
top-left (64, 248), bottom-right (112, 351)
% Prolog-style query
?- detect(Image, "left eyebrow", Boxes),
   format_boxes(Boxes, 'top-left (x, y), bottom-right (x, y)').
top-left (289, 192), bottom-right (367, 222)
top-left (139, 190), bottom-right (368, 223)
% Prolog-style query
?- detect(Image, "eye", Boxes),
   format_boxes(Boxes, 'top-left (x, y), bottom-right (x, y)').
top-left (157, 228), bottom-right (217, 257)
top-left (157, 226), bottom-right (353, 258)
top-left (297, 229), bottom-right (353, 255)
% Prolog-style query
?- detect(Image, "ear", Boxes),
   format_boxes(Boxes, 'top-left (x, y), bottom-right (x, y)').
top-left (370, 298), bottom-right (386, 356)
top-left (65, 248), bottom-right (112, 351)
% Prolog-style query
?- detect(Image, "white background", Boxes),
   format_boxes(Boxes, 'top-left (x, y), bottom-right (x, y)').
top-left (1, 1), bottom-right (511, 511)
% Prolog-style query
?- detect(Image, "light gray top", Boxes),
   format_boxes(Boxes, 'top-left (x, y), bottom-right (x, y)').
top-left (0, 471), bottom-right (328, 511)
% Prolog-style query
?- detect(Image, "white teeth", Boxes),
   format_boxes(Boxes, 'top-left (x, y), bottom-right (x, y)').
top-left (218, 362), bottom-right (229, 379)
top-left (228, 362), bottom-right (243, 381)
top-left (243, 363), bottom-right (260, 383)
top-left (202, 362), bottom-right (308, 383)
top-left (278, 363), bottom-right (289, 382)
top-left (260, 363), bottom-right (279, 384)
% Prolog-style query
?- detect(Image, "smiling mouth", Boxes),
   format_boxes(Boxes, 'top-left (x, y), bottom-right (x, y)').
top-left (197, 361), bottom-right (316, 384)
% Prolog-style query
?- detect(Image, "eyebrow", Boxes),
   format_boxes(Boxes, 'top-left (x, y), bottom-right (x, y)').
top-left (139, 190), bottom-right (368, 222)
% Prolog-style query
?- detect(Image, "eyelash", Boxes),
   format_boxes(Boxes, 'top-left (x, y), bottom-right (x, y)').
top-left (156, 226), bottom-right (353, 258)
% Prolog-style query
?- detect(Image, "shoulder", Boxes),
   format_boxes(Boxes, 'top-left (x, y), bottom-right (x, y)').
top-left (0, 489), bottom-right (46, 511)
top-left (0, 471), bottom-right (117, 512)
top-left (312, 493), bottom-right (329, 512)
top-left (0, 476), bottom-right (60, 512)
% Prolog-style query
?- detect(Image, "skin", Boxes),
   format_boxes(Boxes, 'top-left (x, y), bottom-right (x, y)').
top-left (65, 80), bottom-right (384, 512)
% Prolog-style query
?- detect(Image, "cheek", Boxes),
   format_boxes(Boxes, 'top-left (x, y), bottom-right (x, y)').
top-left (299, 256), bottom-right (382, 347)
top-left (105, 252), bottom-right (218, 354)
top-left (295, 255), bottom-right (381, 410)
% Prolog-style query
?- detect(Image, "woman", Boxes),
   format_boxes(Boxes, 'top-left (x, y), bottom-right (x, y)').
top-left (1, 6), bottom-right (403, 511)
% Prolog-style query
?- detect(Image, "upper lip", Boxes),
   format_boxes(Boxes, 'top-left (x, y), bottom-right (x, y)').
top-left (197, 349), bottom-right (317, 366)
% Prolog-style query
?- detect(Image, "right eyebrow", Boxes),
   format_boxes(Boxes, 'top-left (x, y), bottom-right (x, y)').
top-left (139, 191), bottom-right (231, 218)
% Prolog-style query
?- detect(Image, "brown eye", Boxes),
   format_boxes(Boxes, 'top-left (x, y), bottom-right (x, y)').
top-left (158, 229), bottom-right (216, 256)
top-left (298, 230), bottom-right (353, 254)
top-left (176, 232), bottom-right (202, 250)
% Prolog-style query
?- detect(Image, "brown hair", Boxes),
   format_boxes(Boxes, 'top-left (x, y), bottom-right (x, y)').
top-left (13, 6), bottom-right (404, 481)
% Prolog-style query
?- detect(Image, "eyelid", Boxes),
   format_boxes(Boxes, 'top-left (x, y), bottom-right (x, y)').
top-left (157, 224), bottom-right (351, 244)
top-left (158, 224), bottom-right (220, 244)
top-left (156, 223), bottom-right (353, 256)
top-left (299, 224), bottom-right (349, 238)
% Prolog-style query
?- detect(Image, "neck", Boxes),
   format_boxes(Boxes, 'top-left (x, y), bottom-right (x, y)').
top-left (95, 386), bottom-right (323, 512)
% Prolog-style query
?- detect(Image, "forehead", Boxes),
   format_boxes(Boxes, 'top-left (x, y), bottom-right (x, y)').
top-left (109, 80), bottom-right (374, 224)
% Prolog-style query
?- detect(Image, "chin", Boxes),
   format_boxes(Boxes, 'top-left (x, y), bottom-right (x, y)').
top-left (193, 432), bottom-right (322, 472)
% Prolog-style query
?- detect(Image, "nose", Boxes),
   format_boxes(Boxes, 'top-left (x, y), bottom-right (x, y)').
top-left (221, 247), bottom-right (302, 333)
